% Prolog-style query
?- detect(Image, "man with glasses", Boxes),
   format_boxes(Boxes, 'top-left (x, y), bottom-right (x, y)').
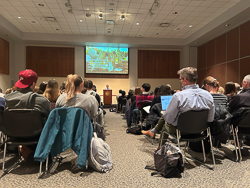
top-left (142, 67), bottom-right (214, 147)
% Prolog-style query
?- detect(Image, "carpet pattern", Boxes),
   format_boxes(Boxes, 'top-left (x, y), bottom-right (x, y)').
top-left (0, 110), bottom-right (250, 187)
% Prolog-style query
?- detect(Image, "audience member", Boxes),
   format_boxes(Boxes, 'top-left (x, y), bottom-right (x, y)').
top-left (142, 67), bottom-right (214, 148)
top-left (37, 81), bottom-right (47, 94)
top-left (33, 86), bottom-right (40, 93)
top-left (150, 84), bottom-right (171, 108)
top-left (224, 81), bottom-right (237, 101)
top-left (228, 75), bottom-right (250, 126)
top-left (218, 86), bottom-right (225, 94)
top-left (130, 87), bottom-right (141, 105)
top-left (4, 69), bottom-right (51, 161)
top-left (43, 79), bottom-right (61, 103)
top-left (203, 76), bottom-right (228, 107)
top-left (0, 87), bottom-right (4, 98)
top-left (116, 89), bottom-right (122, 103)
top-left (60, 81), bottom-right (66, 94)
top-left (132, 83), bottom-right (154, 125)
top-left (56, 74), bottom-right (98, 119)
top-left (126, 88), bottom-right (134, 100)
top-left (4, 88), bottom-right (12, 95)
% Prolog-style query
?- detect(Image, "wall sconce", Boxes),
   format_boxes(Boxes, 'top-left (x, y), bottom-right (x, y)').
top-left (120, 15), bottom-right (125, 20)
top-left (99, 14), bottom-right (103, 20)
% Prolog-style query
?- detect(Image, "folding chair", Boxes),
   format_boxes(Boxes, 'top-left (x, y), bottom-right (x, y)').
top-left (161, 110), bottom-right (215, 170)
top-left (0, 109), bottom-right (44, 179)
top-left (234, 111), bottom-right (250, 162)
top-left (34, 107), bottom-right (93, 178)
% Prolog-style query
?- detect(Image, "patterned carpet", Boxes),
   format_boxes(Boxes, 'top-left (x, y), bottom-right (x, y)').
top-left (0, 110), bottom-right (250, 188)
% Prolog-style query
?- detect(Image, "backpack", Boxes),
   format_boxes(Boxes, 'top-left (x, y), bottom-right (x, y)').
top-left (88, 133), bottom-right (112, 173)
top-left (126, 126), bottom-right (142, 135)
top-left (145, 142), bottom-right (184, 178)
top-left (93, 122), bottom-right (106, 141)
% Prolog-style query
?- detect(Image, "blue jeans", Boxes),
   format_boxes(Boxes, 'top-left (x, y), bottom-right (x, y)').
top-left (132, 109), bottom-right (140, 124)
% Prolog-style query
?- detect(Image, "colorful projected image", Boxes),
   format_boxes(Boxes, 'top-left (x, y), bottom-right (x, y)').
top-left (86, 46), bottom-right (128, 74)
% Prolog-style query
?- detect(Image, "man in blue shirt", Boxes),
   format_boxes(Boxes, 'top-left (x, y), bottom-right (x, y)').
top-left (142, 67), bottom-right (215, 147)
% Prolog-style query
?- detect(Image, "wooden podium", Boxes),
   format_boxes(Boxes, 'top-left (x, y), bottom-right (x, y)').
top-left (103, 89), bottom-right (112, 106)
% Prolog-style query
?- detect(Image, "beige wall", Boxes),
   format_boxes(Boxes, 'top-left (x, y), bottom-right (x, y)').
top-left (0, 74), bottom-right (10, 92)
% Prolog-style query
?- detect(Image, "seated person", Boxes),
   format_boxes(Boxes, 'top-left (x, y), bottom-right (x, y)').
top-left (228, 74), bottom-right (250, 126)
top-left (142, 67), bottom-right (214, 149)
top-left (132, 83), bottom-right (154, 125)
top-left (118, 90), bottom-right (126, 112)
top-left (4, 69), bottom-right (51, 161)
top-left (56, 74), bottom-right (98, 119)
top-left (116, 89), bottom-right (122, 103)
top-left (43, 79), bottom-right (61, 103)
top-left (224, 82), bottom-right (237, 102)
top-left (126, 88), bottom-right (134, 100)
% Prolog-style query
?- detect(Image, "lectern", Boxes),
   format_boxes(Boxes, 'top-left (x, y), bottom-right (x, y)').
top-left (103, 89), bottom-right (112, 106)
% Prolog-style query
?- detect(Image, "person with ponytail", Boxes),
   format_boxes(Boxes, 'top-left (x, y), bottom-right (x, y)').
top-left (56, 74), bottom-right (98, 119)
top-left (203, 76), bottom-right (228, 107)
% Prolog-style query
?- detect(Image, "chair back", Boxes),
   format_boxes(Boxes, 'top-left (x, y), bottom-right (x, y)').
top-left (177, 110), bottom-right (209, 134)
top-left (238, 111), bottom-right (250, 128)
top-left (0, 109), bottom-right (44, 138)
top-left (138, 101), bottom-right (152, 110)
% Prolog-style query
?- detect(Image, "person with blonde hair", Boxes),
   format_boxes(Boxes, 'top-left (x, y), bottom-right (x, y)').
top-left (56, 74), bottom-right (98, 119)
top-left (43, 79), bottom-right (61, 103)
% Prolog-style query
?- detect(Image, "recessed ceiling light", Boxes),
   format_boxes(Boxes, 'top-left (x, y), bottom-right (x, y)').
top-left (80, 20), bottom-right (83, 22)
top-left (18, 17), bottom-right (21, 19)
top-left (38, 4), bottom-right (44, 7)
top-left (136, 22), bottom-right (139, 25)
top-left (189, 25), bottom-right (193, 28)
top-left (172, 12), bottom-right (178, 15)
top-left (109, 8), bottom-right (113, 11)
top-left (226, 24), bottom-right (230, 27)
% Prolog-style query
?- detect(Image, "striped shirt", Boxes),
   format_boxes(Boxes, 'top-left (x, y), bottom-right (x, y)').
top-left (211, 93), bottom-right (228, 107)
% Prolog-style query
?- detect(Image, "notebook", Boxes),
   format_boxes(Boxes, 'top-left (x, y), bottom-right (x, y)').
top-left (161, 95), bottom-right (173, 111)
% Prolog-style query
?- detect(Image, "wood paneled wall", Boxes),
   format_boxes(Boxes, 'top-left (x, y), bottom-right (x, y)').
top-left (26, 46), bottom-right (74, 77)
top-left (0, 37), bottom-right (9, 75)
top-left (197, 20), bottom-right (250, 88)
top-left (138, 50), bottom-right (180, 78)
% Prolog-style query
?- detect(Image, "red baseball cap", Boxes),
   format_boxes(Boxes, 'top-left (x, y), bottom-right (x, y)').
top-left (15, 69), bottom-right (38, 88)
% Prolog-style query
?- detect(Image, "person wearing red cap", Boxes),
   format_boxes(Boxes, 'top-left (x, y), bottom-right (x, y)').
top-left (4, 69), bottom-right (51, 161)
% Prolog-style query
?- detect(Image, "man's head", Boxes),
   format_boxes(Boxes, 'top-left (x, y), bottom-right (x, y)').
top-left (242, 75), bottom-right (250, 89)
top-left (141, 83), bottom-right (151, 92)
top-left (177, 67), bottom-right (197, 87)
top-left (15, 69), bottom-right (38, 89)
top-left (119, 89), bottom-right (122, 94)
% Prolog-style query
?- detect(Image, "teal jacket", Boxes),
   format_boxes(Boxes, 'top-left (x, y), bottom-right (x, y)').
top-left (34, 107), bottom-right (93, 169)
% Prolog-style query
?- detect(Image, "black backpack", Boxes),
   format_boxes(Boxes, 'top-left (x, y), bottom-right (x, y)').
top-left (126, 126), bottom-right (142, 135)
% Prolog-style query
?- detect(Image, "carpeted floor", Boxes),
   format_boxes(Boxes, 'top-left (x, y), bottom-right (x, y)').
top-left (0, 110), bottom-right (250, 188)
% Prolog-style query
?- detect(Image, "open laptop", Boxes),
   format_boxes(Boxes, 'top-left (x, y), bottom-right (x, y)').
top-left (161, 95), bottom-right (173, 113)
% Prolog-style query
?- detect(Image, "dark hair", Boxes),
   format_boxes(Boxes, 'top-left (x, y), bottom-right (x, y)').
top-left (60, 81), bottom-right (66, 90)
top-left (119, 89), bottom-right (122, 93)
top-left (159, 84), bottom-right (171, 95)
top-left (0, 87), bottom-right (2, 93)
top-left (93, 85), bottom-right (97, 92)
top-left (149, 91), bottom-right (154, 95)
top-left (203, 76), bottom-right (220, 88)
top-left (142, 83), bottom-right (151, 92)
top-left (154, 86), bottom-right (161, 96)
top-left (38, 81), bottom-right (47, 94)
top-left (224, 82), bottom-right (236, 95)
top-left (88, 80), bottom-right (93, 89)
top-left (134, 87), bottom-right (141, 95)
top-left (121, 90), bottom-right (126, 96)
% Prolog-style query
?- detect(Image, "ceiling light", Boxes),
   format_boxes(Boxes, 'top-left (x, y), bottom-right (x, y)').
top-left (136, 22), bottom-right (139, 25)
top-left (189, 25), bottom-right (193, 28)
top-left (109, 8), bottom-right (113, 11)
top-left (226, 24), bottom-right (230, 27)
top-left (106, 20), bottom-right (115, 25)
top-left (80, 20), bottom-right (83, 22)
top-left (160, 23), bottom-right (169, 27)
top-left (86, 13), bottom-right (91, 17)
top-left (120, 15), bottom-right (125, 20)
top-left (38, 4), bottom-right (44, 7)
top-left (99, 14), bottom-right (103, 20)
top-left (18, 17), bottom-right (21, 19)
top-left (172, 12), bottom-right (178, 15)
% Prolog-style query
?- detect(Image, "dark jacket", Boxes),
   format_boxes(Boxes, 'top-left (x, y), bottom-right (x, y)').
top-left (145, 103), bottom-right (162, 130)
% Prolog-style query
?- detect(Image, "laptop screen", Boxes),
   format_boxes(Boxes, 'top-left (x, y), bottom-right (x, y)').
top-left (161, 95), bottom-right (173, 111)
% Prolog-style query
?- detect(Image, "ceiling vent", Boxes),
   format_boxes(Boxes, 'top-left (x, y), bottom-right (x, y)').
top-left (106, 20), bottom-right (115, 25)
top-left (29, 20), bottom-right (38, 24)
top-left (45, 17), bottom-right (57, 22)
top-left (160, 23), bottom-right (169, 27)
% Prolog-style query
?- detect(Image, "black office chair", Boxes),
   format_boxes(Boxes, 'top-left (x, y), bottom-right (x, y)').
top-left (0, 109), bottom-right (44, 179)
top-left (161, 110), bottom-right (215, 170)
top-left (234, 111), bottom-right (250, 162)
top-left (137, 101), bottom-right (152, 126)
